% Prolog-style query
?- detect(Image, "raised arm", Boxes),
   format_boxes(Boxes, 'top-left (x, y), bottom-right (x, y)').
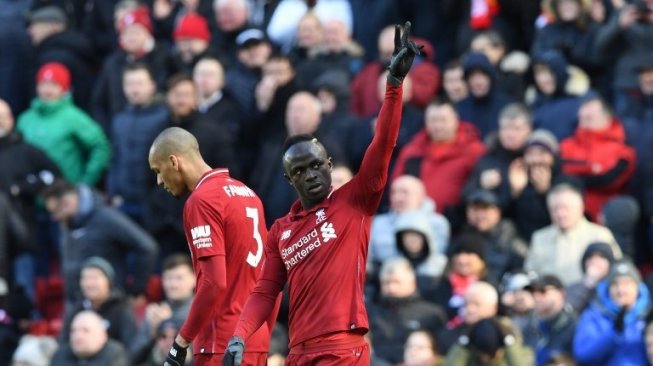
top-left (346, 22), bottom-right (422, 214)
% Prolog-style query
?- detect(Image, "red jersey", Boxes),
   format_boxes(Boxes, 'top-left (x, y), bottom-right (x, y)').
top-left (181, 169), bottom-right (272, 354)
top-left (234, 85), bottom-right (404, 348)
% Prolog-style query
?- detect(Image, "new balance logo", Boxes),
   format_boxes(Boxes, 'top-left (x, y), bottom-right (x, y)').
top-left (315, 208), bottom-right (326, 224)
top-left (191, 225), bottom-right (210, 239)
top-left (280, 230), bottom-right (292, 240)
top-left (320, 222), bottom-right (337, 242)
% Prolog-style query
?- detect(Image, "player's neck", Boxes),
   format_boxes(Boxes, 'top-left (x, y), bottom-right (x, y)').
top-left (186, 161), bottom-right (214, 191)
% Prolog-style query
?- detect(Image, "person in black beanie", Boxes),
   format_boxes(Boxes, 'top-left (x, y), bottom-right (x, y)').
top-left (565, 242), bottom-right (615, 314)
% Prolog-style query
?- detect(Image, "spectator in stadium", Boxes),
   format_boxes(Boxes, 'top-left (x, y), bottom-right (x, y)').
top-left (367, 257), bottom-right (447, 365)
top-left (150, 0), bottom-right (214, 42)
top-left (330, 164), bottom-right (353, 190)
top-left (529, 50), bottom-right (588, 141)
top-left (499, 271), bottom-right (537, 338)
top-left (525, 183), bottom-right (621, 286)
top-left (469, 30), bottom-right (530, 100)
top-left (462, 103), bottom-right (533, 209)
top-left (429, 234), bottom-right (489, 323)
top-left (600, 195), bottom-right (640, 258)
top-left (394, 210), bottom-right (448, 289)
top-left (560, 97), bottom-right (636, 220)
top-left (617, 54), bottom-right (653, 123)
top-left (136, 318), bottom-right (192, 366)
top-left (129, 254), bottom-right (195, 363)
top-left (107, 63), bottom-right (168, 224)
top-left (401, 330), bottom-right (442, 366)
top-left (596, 0), bottom-right (653, 115)
top-left (458, 189), bottom-right (528, 285)
top-left (17, 63), bottom-right (111, 187)
top-left (167, 13), bottom-right (217, 75)
top-left (224, 28), bottom-right (273, 116)
top-left (193, 57), bottom-right (241, 147)
top-left (81, 0), bottom-right (139, 61)
top-left (91, 6), bottom-right (169, 130)
top-left (436, 281), bottom-right (499, 354)
top-left (50, 310), bottom-right (129, 365)
top-left (60, 257), bottom-right (137, 348)
top-left (41, 180), bottom-right (158, 304)
top-left (508, 129), bottom-right (580, 240)
top-left (211, 0), bottom-right (251, 64)
top-left (369, 175), bottom-right (450, 280)
top-left (573, 260), bottom-right (650, 365)
top-left (531, 0), bottom-right (603, 76)
top-left (392, 99), bottom-right (485, 216)
top-left (523, 275), bottom-right (577, 366)
top-left (565, 242), bottom-right (614, 314)
top-left (287, 12), bottom-right (326, 66)
top-left (351, 25), bottom-right (440, 117)
top-left (441, 60), bottom-right (468, 103)
top-left (27, 5), bottom-right (95, 109)
top-left (10, 335), bottom-right (58, 366)
top-left (443, 317), bottom-right (533, 366)
top-left (455, 52), bottom-right (514, 139)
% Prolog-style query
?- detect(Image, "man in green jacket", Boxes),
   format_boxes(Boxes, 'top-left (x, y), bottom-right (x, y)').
top-left (17, 62), bottom-right (111, 186)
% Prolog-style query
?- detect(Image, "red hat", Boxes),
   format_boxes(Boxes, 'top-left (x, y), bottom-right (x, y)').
top-left (118, 6), bottom-right (153, 34)
top-left (36, 62), bottom-right (71, 91)
top-left (173, 13), bottom-right (211, 42)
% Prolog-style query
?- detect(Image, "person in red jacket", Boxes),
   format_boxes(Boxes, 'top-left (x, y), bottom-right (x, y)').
top-left (351, 24), bottom-right (440, 117)
top-left (392, 99), bottom-right (486, 215)
top-left (560, 97), bottom-right (636, 220)
top-left (222, 22), bottom-right (421, 366)
top-left (148, 127), bottom-right (275, 366)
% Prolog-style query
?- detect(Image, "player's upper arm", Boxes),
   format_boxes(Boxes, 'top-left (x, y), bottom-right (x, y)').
top-left (184, 196), bottom-right (226, 258)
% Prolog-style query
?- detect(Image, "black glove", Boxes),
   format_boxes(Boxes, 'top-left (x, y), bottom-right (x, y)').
top-left (164, 340), bottom-right (188, 366)
top-left (386, 21), bottom-right (424, 86)
top-left (614, 306), bottom-right (627, 332)
top-left (222, 336), bottom-right (245, 366)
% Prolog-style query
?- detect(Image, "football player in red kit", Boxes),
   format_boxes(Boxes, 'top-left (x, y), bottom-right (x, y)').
top-left (149, 127), bottom-right (275, 366)
top-left (223, 22), bottom-right (422, 366)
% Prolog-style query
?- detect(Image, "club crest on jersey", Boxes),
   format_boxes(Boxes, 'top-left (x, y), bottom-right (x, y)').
top-left (315, 208), bottom-right (327, 224)
top-left (190, 225), bottom-right (212, 248)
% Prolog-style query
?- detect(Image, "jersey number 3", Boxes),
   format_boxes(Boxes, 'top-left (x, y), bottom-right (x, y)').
top-left (245, 207), bottom-right (263, 268)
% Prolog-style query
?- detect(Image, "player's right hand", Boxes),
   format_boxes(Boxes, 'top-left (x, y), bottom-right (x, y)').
top-left (222, 336), bottom-right (245, 366)
top-left (163, 340), bottom-right (187, 366)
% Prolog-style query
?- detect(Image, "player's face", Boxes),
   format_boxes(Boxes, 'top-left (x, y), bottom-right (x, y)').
top-left (283, 141), bottom-right (333, 207)
top-left (149, 151), bottom-right (186, 197)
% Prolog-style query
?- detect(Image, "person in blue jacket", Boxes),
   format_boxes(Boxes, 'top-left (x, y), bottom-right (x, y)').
top-left (573, 260), bottom-right (650, 366)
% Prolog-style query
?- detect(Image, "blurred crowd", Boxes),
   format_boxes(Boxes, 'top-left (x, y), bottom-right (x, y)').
top-left (2, 0), bottom-right (653, 365)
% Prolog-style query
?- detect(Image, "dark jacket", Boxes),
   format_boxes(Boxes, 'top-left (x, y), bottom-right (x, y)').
top-left (459, 220), bottom-right (528, 285)
top-left (91, 45), bottom-right (169, 131)
top-left (0, 192), bottom-right (29, 280)
top-left (81, 0), bottom-right (121, 60)
top-left (61, 185), bottom-right (158, 301)
top-left (50, 339), bottom-right (129, 366)
top-left (0, 131), bottom-right (60, 241)
top-left (531, 51), bottom-right (585, 141)
top-left (198, 91), bottom-right (243, 150)
top-left (367, 293), bottom-right (447, 365)
top-left (107, 102), bottom-right (168, 203)
top-left (0, 17), bottom-right (32, 114)
top-left (462, 142), bottom-right (524, 210)
top-left (523, 305), bottom-right (577, 366)
top-left (61, 291), bottom-right (137, 348)
top-left (456, 53), bottom-right (515, 139)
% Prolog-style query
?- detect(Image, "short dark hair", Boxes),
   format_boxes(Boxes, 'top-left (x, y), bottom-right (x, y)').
top-left (267, 52), bottom-right (293, 67)
top-left (123, 62), bottom-right (155, 81)
top-left (40, 179), bottom-right (76, 200)
top-left (472, 29), bottom-right (505, 49)
top-left (282, 134), bottom-right (319, 155)
top-left (443, 59), bottom-right (463, 73)
top-left (166, 73), bottom-right (194, 91)
top-left (580, 95), bottom-right (612, 116)
top-left (426, 98), bottom-right (455, 111)
top-left (162, 254), bottom-right (193, 272)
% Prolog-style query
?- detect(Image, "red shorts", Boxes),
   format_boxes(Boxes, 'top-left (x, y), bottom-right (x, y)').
top-left (194, 352), bottom-right (268, 366)
top-left (285, 332), bottom-right (370, 366)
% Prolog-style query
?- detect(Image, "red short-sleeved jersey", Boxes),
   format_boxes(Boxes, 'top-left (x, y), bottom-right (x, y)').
top-left (233, 85), bottom-right (404, 349)
top-left (183, 169), bottom-right (272, 354)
